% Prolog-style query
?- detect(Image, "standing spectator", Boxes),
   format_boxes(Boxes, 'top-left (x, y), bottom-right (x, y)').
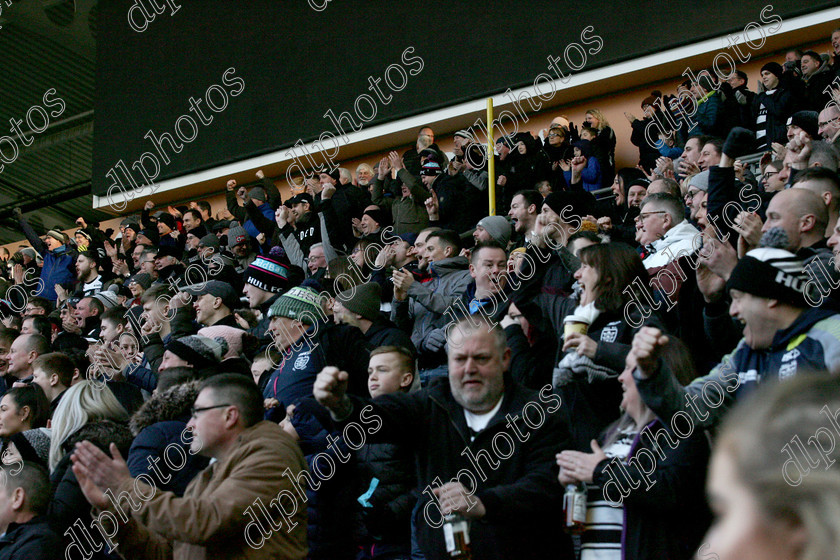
top-left (333, 283), bottom-right (414, 351)
top-left (371, 151), bottom-right (430, 235)
top-left (584, 109), bottom-right (617, 187)
top-left (752, 62), bottom-right (798, 151)
top-left (13, 208), bottom-right (75, 303)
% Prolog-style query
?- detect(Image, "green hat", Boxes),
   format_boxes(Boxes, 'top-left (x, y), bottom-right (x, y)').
top-left (267, 286), bottom-right (323, 322)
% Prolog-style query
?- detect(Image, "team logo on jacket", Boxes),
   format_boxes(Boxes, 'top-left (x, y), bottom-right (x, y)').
top-left (600, 322), bottom-right (619, 343)
top-left (294, 352), bottom-right (311, 370)
top-left (778, 349), bottom-right (800, 380)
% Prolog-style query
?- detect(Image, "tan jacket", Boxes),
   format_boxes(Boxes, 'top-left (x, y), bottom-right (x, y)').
top-left (108, 421), bottom-right (308, 560)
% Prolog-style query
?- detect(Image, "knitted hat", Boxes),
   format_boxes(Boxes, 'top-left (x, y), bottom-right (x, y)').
top-left (248, 186), bottom-right (267, 202)
top-left (128, 273), bottom-right (152, 290)
top-left (186, 224), bottom-right (207, 240)
top-left (496, 135), bottom-right (516, 148)
top-left (787, 111), bottom-right (820, 139)
top-left (199, 234), bottom-right (221, 250)
top-left (476, 216), bottom-right (512, 246)
top-left (92, 287), bottom-right (120, 310)
top-left (396, 232), bottom-right (418, 245)
top-left (420, 161), bottom-right (442, 176)
top-left (337, 282), bottom-right (381, 322)
top-left (267, 286), bottom-right (323, 322)
top-left (10, 428), bottom-right (51, 468)
top-left (198, 325), bottom-right (244, 359)
top-left (245, 255), bottom-right (295, 294)
top-left (165, 335), bottom-right (228, 369)
top-left (454, 130), bottom-right (473, 140)
top-left (156, 245), bottom-right (182, 260)
top-left (46, 230), bottom-right (65, 243)
top-left (227, 221), bottom-right (249, 249)
top-left (182, 280), bottom-right (240, 311)
top-left (761, 62), bottom-right (784, 80)
top-left (687, 170), bottom-right (710, 192)
top-left (156, 213), bottom-right (177, 230)
top-left (726, 248), bottom-right (815, 307)
top-left (363, 208), bottom-right (391, 228)
top-left (20, 247), bottom-right (37, 259)
top-left (544, 191), bottom-right (585, 220)
top-left (572, 139), bottom-right (593, 158)
top-left (75, 229), bottom-right (92, 242)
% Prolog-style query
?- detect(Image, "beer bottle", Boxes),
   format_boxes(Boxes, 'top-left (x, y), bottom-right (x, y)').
top-left (563, 483), bottom-right (587, 534)
top-left (443, 512), bottom-right (473, 558)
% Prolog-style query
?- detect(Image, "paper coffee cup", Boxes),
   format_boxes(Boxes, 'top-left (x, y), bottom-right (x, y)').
top-left (563, 315), bottom-right (590, 337)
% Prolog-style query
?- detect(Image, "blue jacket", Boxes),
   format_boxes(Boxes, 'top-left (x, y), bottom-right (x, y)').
top-left (19, 217), bottom-right (76, 301)
top-left (637, 307), bottom-right (840, 429)
top-left (694, 91), bottom-right (723, 136)
top-left (563, 156), bottom-right (602, 192)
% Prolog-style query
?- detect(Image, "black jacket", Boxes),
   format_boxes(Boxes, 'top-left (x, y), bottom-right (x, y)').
top-left (341, 375), bottom-right (574, 560)
top-left (0, 517), bottom-right (63, 560)
top-left (364, 316), bottom-right (415, 353)
top-left (592, 419), bottom-right (711, 560)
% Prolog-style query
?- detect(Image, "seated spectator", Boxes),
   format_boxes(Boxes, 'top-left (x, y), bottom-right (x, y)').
top-left (314, 317), bottom-right (575, 560)
top-left (333, 283), bottom-right (414, 351)
top-left (47, 381), bottom-right (131, 551)
top-left (31, 352), bottom-right (73, 416)
top-left (127, 377), bottom-right (210, 496)
top-left (0, 385), bottom-right (49, 450)
top-left (182, 280), bottom-right (242, 329)
top-left (0, 462), bottom-right (63, 559)
top-left (160, 334), bottom-right (227, 373)
top-left (472, 215), bottom-right (512, 249)
top-left (71, 374), bottom-right (309, 559)
top-left (556, 337), bottom-right (710, 560)
top-left (634, 248), bottom-right (840, 431)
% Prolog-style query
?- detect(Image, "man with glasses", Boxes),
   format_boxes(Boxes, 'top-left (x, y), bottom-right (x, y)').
top-left (306, 243), bottom-right (327, 278)
top-left (683, 170), bottom-right (709, 222)
top-left (637, 193), bottom-right (701, 271)
top-left (819, 105), bottom-right (840, 152)
top-left (71, 373), bottom-right (309, 559)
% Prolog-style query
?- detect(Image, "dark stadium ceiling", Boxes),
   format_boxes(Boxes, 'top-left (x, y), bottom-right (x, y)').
top-left (0, 0), bottom-right (105, 246)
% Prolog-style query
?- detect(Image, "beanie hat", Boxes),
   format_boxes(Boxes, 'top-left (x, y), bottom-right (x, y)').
top-left (697, 74), bottom-right (717, 94)
top-left (761, 62), bottom-right (784, 80)
top-left (572, 139), bottom-right (593, 159)
top-left (267, 286), bottom-right (323, 322)
top-left (420, 161), bottom-right (442, 176)
top-left (363, 208), bottom-right (391, 228)
top-left (46, 230), bottom-right (65, 244)
top-left (199, 233), bottom-right (221, 250)
top-left (156, 213), bottom-right (177, 230)
top-left (20, 248), bottom-right (37, 259)
top-left (726, 248), bottom-right (816, 307)
top-left (93, 287), bottom-right (120, 310)
top-left (227, 221), bottom-right (249, 249)
top-left (137, 228), bottom-right (160, 245)
top-left (337, 282), bottom-right (381, 322)
top-left (128, 273), bottom-right (152, 290)
top-left (317, 168), bottom-right (340, 182)
top-left (186, 224), bottom-right (207, 240)
top-left (786, 110), bottom-right (820, 140)
top-left (245, 255), bottom-right (295, 294)
top-left (687, 170), bottom-right (710, 192)
top-left (396, 232), bottom-right (418, 245)
top-left (248, 186), bottom-right (267, 202)
top-left (211, 220), bottom-right (231, 233)
top-left (476, 216), bottom-right (512, 246)
top-left (496, 135), bottom-right (516, 149)
top-left (75, 229), bottom-right (92, 242)
top-left (454, 130), bottom-right (473, 140)
top-left (544, 191), bottom-right (586, 220)
top-left (10, 428), bottom-right (51, 468)
top-left (198, 325), bottom-right (244, 359)
top-left (156, 245), bottom-right (182, 260)
top-left (165, 335), bottom-right (227, 369)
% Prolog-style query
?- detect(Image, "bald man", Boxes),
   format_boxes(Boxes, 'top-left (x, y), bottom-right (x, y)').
top-left (760, 188), bottom-right (839, 307)
top-left (793, 168), bottom-right (840, 235)
top-left (819, 105), bottom-right (840, 148)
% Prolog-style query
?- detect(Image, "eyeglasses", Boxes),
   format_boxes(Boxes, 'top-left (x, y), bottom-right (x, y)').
top-left (636, 211), bottom-right (668, 221)
top-left (763, 171), bottom-right (779, 179)
top-left (684, 189), bottom-right (701, 199)
top-left (190, 403), bottom-right (231, 418)
top-left (305, 256), bottom-right (326, 263)
top-left (819, 117), bottom-right (840, 127)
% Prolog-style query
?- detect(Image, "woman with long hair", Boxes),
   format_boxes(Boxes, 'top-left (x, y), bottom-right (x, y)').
top-left (556, 337), bottom-right (711, 560)
top-left (0, 385), bottom-right (49, 441)
top-left (585, 108), bottom-right (617, 187)
top-left (48, 381), bottom-right (132, 557)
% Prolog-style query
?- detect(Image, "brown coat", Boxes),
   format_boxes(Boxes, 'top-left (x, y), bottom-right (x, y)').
top-left (107, 421), bottom-right (308, 560)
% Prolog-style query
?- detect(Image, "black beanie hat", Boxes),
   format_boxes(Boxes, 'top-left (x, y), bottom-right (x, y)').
top-left (726, 248), bottom-right (817, 307)
top-left (761, 62), bottom-right (784, 80)
top-left (787, 111), bottom-right (820, 140)
top-left (157, 213), bottom-right (177, 230)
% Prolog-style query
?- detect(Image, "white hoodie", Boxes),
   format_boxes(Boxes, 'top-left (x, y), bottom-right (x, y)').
top-left (643, 219), bottom-right (702, 270)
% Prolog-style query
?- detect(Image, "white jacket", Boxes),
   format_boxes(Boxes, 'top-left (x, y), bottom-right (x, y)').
top-left (643, 220), bottom-right (701, 270)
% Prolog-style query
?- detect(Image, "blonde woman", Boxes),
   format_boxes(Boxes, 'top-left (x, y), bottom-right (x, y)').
top-left (704, 375), bottom-right (840, 560)
top-left (585, 108), bottom-right (617, 186)
top-left (48, 381), bottom-right (132, 547)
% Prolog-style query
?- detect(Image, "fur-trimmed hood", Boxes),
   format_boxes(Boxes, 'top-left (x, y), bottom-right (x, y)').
top-left (129, 381), bottom-right (200, 436)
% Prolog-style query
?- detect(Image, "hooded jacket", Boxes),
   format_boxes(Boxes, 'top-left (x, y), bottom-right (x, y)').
top-left (636, 307), bottom-right (840, 429)
top-left (103, 421), bottom-right (309, 560)
top-left (391, 256), bottom-right (471, 368)
top-left (128, 382), bottom-right (210, 496)
top-left (19, 216), bottom-right (76, 302)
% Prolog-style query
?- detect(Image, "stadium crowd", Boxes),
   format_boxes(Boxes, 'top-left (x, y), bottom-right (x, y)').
top-left (1, 28), bottom-right (840, 560)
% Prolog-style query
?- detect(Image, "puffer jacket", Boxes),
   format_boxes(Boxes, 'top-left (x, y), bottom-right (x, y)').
top-left (128, 381), bottom-right (210, 496)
